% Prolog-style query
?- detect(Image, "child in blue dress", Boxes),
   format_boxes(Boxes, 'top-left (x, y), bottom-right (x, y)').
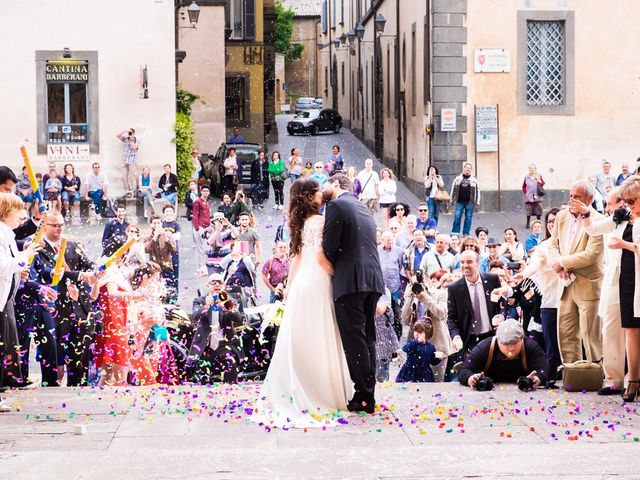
top-left (396, 320), bottom-right (442, 383)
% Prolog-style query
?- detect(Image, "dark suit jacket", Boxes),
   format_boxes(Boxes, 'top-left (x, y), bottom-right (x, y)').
top-left (33, 240), bottom-right (95, 317)
top-left (447, 273), bottom-right (501, 352)
top-left (323, 192), bottom-right (384, 300)
top-left (188, 297), bottom-right (239, 361)
top-left (250, 159), bottom-right (269, 187)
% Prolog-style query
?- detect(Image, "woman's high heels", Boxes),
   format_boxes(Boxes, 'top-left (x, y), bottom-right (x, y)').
top-left (622, 380), bottom-right (640, 403)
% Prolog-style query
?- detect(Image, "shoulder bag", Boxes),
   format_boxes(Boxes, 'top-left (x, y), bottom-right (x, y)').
top-left (434, 186), bottom-right (450, 202)
top-left (561, 360), bottom-right (603, 392)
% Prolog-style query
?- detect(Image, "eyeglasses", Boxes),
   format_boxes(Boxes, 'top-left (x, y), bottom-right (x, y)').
top-left (46, 223), bottom-right (64, 228)
top-left (315, 167), bottom-right (323, 169)
top-left (623, 197), bottom-right (636, 206)
top-left (209, 280), bottom-right (223, 285)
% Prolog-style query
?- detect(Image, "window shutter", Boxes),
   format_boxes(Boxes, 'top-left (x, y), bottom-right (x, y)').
top-left (331, 0), bottom-right (336, 28)
top-left (322, 1), bottom-right (327, 34)
top-left (244, 0), bottom-right (255, 40)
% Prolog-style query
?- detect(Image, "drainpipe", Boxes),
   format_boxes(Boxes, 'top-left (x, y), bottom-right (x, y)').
top-left (395, 0), bottom-right (401, 178)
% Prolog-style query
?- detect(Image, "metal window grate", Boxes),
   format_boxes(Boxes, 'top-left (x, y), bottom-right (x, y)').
top-left (526, 20), bottom-right (565, 106)
top-left (226, 77), bottom-right (246, 122)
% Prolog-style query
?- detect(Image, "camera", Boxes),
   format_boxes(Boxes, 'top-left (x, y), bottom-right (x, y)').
top-left (411, 269), bottom-right (425, 294)
top-left (475, 376), bottom-right (494, 391)
top-left (506, 262), bottom-right (522, 271)
top-left (517, 376), bottom-right (535, 391)
top-left (613, 207), bottom-right (631, 225)
top-left (274, 283), bottom-right (285, 302)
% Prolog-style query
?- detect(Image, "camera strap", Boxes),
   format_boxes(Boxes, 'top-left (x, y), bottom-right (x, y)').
top-left (483, 337), bottom-right (496, 373)
top-left (484, 336), bottom-right (529, 373)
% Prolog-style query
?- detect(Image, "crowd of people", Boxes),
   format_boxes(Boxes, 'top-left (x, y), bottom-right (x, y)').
top-left (1, 146), bottom-right (640, 415)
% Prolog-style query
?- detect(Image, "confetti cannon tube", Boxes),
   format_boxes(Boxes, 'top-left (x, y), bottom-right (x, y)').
top-left (99, 237), bottom-right (136, 271)
top-left (19, 144), bottom-right (46, 213)
top-left (27, 227), bottom-right (45, 265)
top-left (51, 238), bottom-right (67, 287)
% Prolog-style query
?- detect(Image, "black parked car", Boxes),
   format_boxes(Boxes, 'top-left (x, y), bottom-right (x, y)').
top-left (200, 142), bottom-right (266, 196)
top-left (287, 109), bottom-right (342, 136)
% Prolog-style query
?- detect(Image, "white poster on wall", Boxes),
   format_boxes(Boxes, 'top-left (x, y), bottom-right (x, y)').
top-left (474, 49), bottom-right (510, 73)
top-left (475, 106), bottom-right (498, 152)
top-left (441, 108), bottom-right (457, 132)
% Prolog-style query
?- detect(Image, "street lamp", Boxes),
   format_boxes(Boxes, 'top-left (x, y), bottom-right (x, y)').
top-left (374, 14), bottom-right (386, 35)
top-left (186, 1), bottom-right (201, 26)
top-left (346, 29), bottom-right (356, 45)
top-left (355, 21), bottom-right (365, 40)
top-left (339, 34), bottom-right (347, 45)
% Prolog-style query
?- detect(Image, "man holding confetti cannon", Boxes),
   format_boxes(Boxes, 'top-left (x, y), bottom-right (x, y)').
top-left (32, 212), bottom-right (96, 386)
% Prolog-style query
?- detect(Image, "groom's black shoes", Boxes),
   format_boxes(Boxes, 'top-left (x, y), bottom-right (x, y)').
top-left (347, 399), bottom-right (375, 414)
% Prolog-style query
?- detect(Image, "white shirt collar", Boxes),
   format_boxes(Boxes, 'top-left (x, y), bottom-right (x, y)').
top-left (465, 275), bottom-right (482, 287)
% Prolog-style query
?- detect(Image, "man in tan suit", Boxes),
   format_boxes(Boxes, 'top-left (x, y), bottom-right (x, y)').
top-left (549, 180), bottom-right (605, 364)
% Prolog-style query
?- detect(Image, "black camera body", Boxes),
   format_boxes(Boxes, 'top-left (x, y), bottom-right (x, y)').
top-left (475, 376), bottom-right (494, 391)
top-left (613, 207), bottom-right (631, 225)
top-left (506, 261), bottom-right (522, 271)
top-left (412, 269), bottom-right (425, 294)
top-left (517, 376), bottom-right (535, 391)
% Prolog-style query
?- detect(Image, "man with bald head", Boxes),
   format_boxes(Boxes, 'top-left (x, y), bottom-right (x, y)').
top-left (419, 234), bottom-right (455, 276)
top-left (447, 249), bottom-right (504, 361)
top-left (32, 212), bottom-right (96, 385)
top-left (571, 187), bottom-right (627, 394)
top-left (549, 179), bottom-right (605, 367)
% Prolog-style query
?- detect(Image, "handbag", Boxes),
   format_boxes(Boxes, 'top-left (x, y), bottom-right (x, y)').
top-left (561, 360), bottom-right (603, 392)
top-left (536, 182), bottom-right (546, 197)
top-left (434, 188), bottom-right (450, 202)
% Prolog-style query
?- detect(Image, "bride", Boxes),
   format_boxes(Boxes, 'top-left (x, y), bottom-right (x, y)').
top-left (252, 177), bottom-right (353, 428)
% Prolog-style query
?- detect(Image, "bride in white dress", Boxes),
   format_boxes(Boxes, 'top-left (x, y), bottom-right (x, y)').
top-left (252, 177), bottom-right (354, 428)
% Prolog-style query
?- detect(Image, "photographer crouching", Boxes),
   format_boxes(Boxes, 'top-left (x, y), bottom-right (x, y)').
top-left (459, 318), bottom-right (548, 390)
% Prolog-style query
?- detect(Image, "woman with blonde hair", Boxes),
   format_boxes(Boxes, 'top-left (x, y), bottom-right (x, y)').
top-left (0, 193), bottom-right (41, 396)
top-left (613, 176), bottom-right (640, 401)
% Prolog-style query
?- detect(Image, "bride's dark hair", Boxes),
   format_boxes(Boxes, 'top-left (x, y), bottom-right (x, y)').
top-left (288, 177), bottom-right (321, 256)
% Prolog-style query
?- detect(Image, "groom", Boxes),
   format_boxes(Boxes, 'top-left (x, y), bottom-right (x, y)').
top-left (322, 174), bottom-right (385, 413)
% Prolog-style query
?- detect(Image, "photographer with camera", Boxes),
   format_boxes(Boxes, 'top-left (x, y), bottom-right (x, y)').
top-left (261, 241), bottom-right (290, 303)
top-left (574, 186), bottom-right (630, 396)
top-left (401, 268), bottom-right (453, 382)
top-left (229, 187), bottom-right (253, 226)
top-left (459, 318), bottom-right (548, 390)
top-left (116, 128), bottom-right (138, 195)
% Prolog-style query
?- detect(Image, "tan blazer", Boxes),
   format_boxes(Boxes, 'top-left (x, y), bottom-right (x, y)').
top-left (548, 207), bottom-right (605, 302)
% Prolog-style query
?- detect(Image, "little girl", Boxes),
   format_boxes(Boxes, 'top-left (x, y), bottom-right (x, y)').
top-left (396, 320), bottom-right (441, 383)
top-left (303, 161), bottom-right (314, 177)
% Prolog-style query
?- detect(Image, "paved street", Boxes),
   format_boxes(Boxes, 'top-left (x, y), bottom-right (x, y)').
top-left (2, 119), bottom-right (620, 479)
top-left (1, 383), bottom-right (639, 479)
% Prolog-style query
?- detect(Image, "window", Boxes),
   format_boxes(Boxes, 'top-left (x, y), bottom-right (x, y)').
top-left (322, 1), bottom-right (327, 33)
top-left (227, 0), bottom-right (256, 40)
top-left (526, 20), bottom-right (564, 106)
top-left (324, 66), bottom-right (329, 96)
top-left (386, 45), bottom-right (390, 116)
top-left (340, 0), bottom-right (344, 25)
top-left (226, 75), bottom-right (250, 127)
top-left (423, 13), bottom-right (431, 104)
top-left (331, 0), bottom-right (336, 28)
top-left (517, 11), bottom-right (574, 115)
top-left (46, 62), bottom-right (89, 144)
top-left (411, 24), bottom-right (416, 116)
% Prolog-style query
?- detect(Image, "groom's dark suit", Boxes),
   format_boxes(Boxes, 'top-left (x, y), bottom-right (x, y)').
top-left (323, 192), bottom-right (384, 410)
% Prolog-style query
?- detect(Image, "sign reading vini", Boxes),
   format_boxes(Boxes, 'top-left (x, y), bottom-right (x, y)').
top-left (45, 63), bottom-right (89, 81)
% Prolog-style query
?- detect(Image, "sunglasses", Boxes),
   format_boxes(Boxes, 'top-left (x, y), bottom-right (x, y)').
top-left (623, 198), bottom-right (636, 206)
top-left (395, 208), bottom-right (405, 211)
top-left (418, 209), bottom-right (428, 212)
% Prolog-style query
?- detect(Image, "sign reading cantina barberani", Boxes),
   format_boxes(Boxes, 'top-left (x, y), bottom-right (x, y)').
top-left (45, 62), bottom-right (88, 81)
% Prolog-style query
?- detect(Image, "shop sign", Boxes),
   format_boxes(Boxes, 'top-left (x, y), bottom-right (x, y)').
top-left (46, 63), bottom-right (89, 81)
top-left (47, 144), bottom-right (90, 162)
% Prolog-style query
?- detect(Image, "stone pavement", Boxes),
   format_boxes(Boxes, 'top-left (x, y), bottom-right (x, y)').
top-left (1, 383), bottom-right (639, 479)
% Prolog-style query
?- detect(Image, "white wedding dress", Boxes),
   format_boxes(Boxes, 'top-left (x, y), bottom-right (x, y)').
top-left (252, 215), bottom-right (354, 428)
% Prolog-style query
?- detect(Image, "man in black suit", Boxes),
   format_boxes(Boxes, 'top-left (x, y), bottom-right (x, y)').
top-left (447, 250), bottom-right (506, 363)
top-left (33, 212), bottom-right (96, 386)
top-left (322, 174), bottom-right (385, 414)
